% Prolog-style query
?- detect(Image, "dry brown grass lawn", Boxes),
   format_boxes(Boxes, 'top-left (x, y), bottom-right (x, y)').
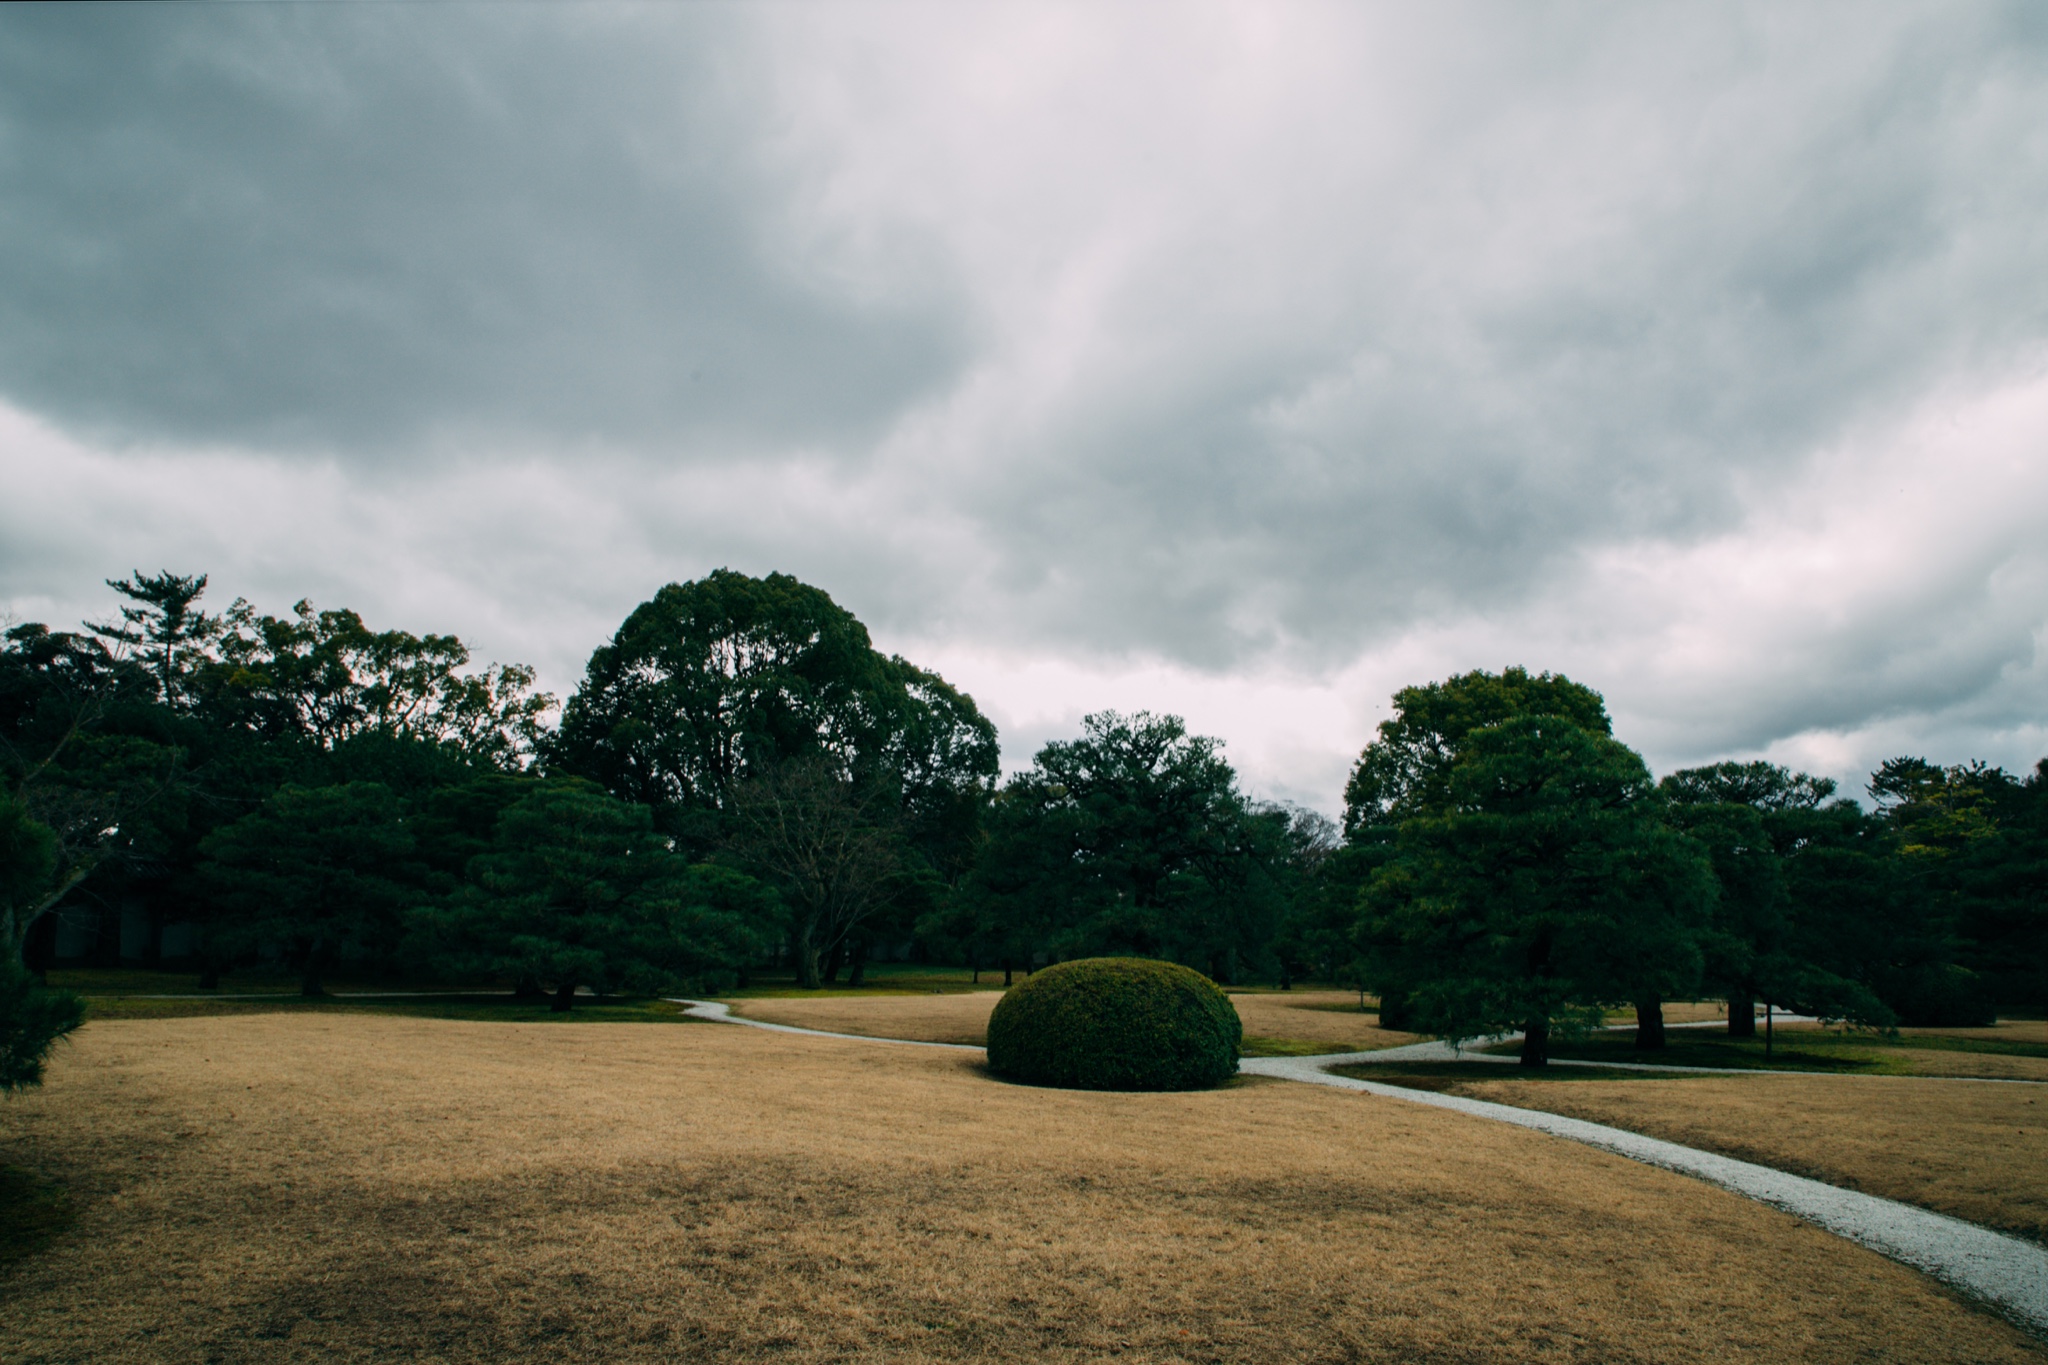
top-left (1, 1017), bottom-right (2041, 1363)
top-left (1227, 991), bottom-right (1422, 1052)
top-left (735, 988), bottom-right (1423, 1054)
top-left (1744, 1020), bottom-right (2048, 1081)
top-left (1439, 1072), bottom-right (2048, 1243)
top-left (734, 991), bottom-right (1002, 1045)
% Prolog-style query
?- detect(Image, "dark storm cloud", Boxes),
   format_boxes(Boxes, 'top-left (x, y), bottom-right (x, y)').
top-left (2, 2), bottom-right (2046, 805)
top-left (0, 6), bottom-right (964, 455)
top-left (920, 0), bottom-right (2048, 668)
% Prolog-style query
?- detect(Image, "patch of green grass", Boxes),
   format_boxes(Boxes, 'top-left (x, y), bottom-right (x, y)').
top-left (1240, 1035), bottom-right (1354, 1058)
top-left (1481, 1033), bottom-right (1906, 1074)
top-left (1880, 1033), bottom-right (2048, 1060)
top-left (46, 967), bottom-right (332, 997)
top-left (0, 1165), bottom-right (73, 1269)
top-left (81, 995), bottom-right (708, 1024)
top-left (1332, 1061), bottom-right (1708, 1091)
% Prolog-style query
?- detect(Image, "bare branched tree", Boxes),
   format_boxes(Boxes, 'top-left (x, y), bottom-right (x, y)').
top-left (726, 758), bottom-right (906, 989)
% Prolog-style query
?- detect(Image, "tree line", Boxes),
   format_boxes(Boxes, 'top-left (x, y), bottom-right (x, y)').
top-left (2, 568), bottom-right (2042, 1085)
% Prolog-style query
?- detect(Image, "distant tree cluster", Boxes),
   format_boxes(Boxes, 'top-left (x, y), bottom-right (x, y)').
top-left (3, 569), bottom-right (2043, 1087)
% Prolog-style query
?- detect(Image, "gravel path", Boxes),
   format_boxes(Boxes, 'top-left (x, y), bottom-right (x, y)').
top-left (679, 999), bottom-right (981, 1050)
top-left (1243, 1051), bottom-right (2048, 1334)
top-left (679, 998), bottom-right (2048, 1335)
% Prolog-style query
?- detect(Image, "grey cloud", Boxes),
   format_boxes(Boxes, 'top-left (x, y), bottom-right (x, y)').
top-left (3, 2), bottom-right (2047, 806)
top-left (905, 4), bottom-right (2048, 668)
top-left (0, 6), bottom-right (965, 456)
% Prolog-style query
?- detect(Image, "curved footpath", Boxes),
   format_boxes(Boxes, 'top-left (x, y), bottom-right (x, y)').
top-left (677, 1000), bottom-right (2048, 1336)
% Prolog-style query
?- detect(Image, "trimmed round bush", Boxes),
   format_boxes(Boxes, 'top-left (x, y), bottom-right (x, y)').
top-left (985, 957), bottom-right (1241, 1091)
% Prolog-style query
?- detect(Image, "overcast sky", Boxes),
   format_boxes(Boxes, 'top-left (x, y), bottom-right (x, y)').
top-left (3, 2), bottom-right (2046, 811)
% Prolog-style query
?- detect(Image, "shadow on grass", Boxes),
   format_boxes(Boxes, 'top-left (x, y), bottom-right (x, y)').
top-left (80, 995), bottom-right (714, 1025)
top-left (1333, 1061), bottom-right (1718, 1091)
top-left (1478, 1034), bottom-right (1910, 1074)
top-left (0, 1165), bottom-right (72, 1270)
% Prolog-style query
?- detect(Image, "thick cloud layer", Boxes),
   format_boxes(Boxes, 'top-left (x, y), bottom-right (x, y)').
top-left (3, 2), bottom-right (2045, 808)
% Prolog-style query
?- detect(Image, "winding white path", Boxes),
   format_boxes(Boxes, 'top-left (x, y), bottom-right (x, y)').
top-left (676, 1000), bottom-right (2048, 1336)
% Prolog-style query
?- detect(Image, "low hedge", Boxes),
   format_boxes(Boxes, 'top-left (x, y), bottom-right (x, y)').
top-left (985, 957), bottom-right (1241, 1091)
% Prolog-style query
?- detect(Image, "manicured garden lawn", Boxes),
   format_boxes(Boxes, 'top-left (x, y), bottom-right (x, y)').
top-left (3, 1013), bottom-right (2041, 1363)
top-left (1499, 1021), bottom-right (2048, 1080)
top-left (732, 988), bottom-right (1425, 1057)
top-left (1350, 1065), bottom-right (2048, 1246)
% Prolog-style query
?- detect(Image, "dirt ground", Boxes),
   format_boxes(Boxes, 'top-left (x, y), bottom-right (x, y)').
top-left (1, 1016), bottom-right (2041, 1364)
top-left (1441, 1072), bottom-right (2048, 1242)
top-left (733, 989), bottom-right (1423, 1053)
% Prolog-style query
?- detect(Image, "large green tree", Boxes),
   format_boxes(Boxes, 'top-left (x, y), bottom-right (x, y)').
top-left (967, 711), bottom-right (1285, 982)
top-left (1343, 667), bottom-right (1612, 836)
top-left (414, 781), bottom-right (780, 1008)
top-left (548, 571), bottom-right (997, 842)
top-left (197, 782), bottom-right (420, 996)
top-left (1344, 668), bottom-right (1616, 1028)
top-left (1362, 715), bottom-right (1715, 1066)
top-left (1660, 761), bottom-right (1892, 1036)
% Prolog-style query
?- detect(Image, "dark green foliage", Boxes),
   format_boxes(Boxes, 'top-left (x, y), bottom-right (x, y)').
top-left (197, 782), bottom-right (420, 995)
top-left (1660, 762), bottom-right (1894, 1032)
top-left (551, 570), bottom-right (995, 824)
top-left (0, 958), bottom-right (84, 1091)
top-left (0, 792), bottom-right (84, 1090)
top-left (1361, 715), bottom-right (1716, 1064)
top-left (968, 711), bottom-right (1285, 982)
top-left (0, 792), bottom-right (58, 934)
top-left (548, 571), bottom-right (997, 985)
top-left (985, 957), bottom-right (1240, 1091)
top-left (410, 781), bottom-right (781, 1007)
top-left (1953, 759), bottom-right (2048, 1009)
top-left (1343, 667), bottom-right (1611, 836)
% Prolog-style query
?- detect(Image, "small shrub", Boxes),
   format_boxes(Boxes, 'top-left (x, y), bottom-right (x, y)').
top-left (985, 957), bottom-right (1241, 1091)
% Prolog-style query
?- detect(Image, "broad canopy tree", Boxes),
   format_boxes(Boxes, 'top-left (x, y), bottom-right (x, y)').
top-left (412, 781), bottom-right (780, 1008)
top-left (968, 711), bottom-right (1290, 983)
top-left (1659, 761), bottom-right (1894, 1036)
top-left (1361, 714), bottom-right (1716, 1065)
top-left (548, 571), bottom-right (999, 985)
top-left (1347, 669), bottom-right (1720, 1057)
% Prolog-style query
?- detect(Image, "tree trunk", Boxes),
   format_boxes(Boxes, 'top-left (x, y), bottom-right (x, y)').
top-left (822, 940), bottom-right (845, 985)
top-left (551, 979), bottom-right (577, 1013)
top-left (1002, 959), bottom-right (1013, 987)
top-left (1520, 1015), bottom-right (1550, 1067)
top-left (846, 938), bottom-right (868, 988)
top-left (797, 928), bottom-right (823, 990)
top-left (299, 947), bottom-right (327, 998)
top-left (1727, 993), bottom-right (1755, 1038)
top-left (1376, 988), bottom-right (1410, 1030)
top-left (1634, 995), bottom-right (1667, 1050)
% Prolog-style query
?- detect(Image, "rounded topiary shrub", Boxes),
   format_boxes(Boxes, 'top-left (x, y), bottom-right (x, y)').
top-left (985, 957), bottom-right (1241, 1091)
